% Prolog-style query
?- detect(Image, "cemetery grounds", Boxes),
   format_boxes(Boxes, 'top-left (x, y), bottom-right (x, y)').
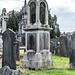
top-left (0, 49), bottom-right (75, 75)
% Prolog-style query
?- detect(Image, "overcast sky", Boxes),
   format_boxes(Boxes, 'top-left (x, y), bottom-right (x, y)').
top-left (0, 0), bottom-right (75, 33)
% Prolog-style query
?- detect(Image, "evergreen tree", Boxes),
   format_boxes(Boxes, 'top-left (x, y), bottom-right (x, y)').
top-left (56, 28), bottom-right (61, 37)
top-left (54, 15), bottom-right (57, 21)
top-left (7, 10), bottom-right (19, 32)
top-left (50, 24), bottom-right (56, 39)
top-left (48, 12), bottom-right (61, 38)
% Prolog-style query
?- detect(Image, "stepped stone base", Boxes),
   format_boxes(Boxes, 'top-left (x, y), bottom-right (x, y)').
top-left (23, 50), bottom-right (53, 69)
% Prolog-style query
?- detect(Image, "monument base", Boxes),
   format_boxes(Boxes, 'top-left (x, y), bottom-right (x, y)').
top-left (23, 50), bottom-right (53, 69)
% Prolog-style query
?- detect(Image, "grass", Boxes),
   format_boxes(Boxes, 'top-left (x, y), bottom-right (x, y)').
top-left (19, 55), bottom-right (72, 75)
top-left (18, 50), bottom-right (73, 75)
top-left (21, 69), bottom-right (75, 75)
top-left (16, 57), bottom-right (23, 66)
top-left (52, 55), bottom-right (69, 67)
top-left (17, 55), bottom-right (70, 68)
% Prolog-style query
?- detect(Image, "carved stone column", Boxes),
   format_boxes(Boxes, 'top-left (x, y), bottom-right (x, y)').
top-left (45, 5), bottom-right (48, 25)
top-left (37, 31), bottom-right (39, 53)
top-left (27, 6), bottom-right (30, 25)
top-left (36, 0), bottom-right (41, 25)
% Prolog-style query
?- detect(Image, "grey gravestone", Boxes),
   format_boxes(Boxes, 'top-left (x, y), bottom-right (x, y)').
top-left (50, 40), bottom-right (55, 54)
top-left (55, 42), bottom-right (60, 55)
top-left (70, 50), bottom-right (75, 66)
top-left (0, 66), bottom-right (12, 75)
top-left (15, 39), bottom-right (20, 61)
top-left (0, 66), bottom-right (20, 75)
top-left (59, 34), bottom-right (71, 57)
top-left (2, 29), bottom-right (16, 70)
top-left (50, 38), bottom-right (58, 54)
top-left (59, 35), bottom-right (68, 57)
top-left (71, 32), bottom-right (75, 50)
top-left (70, 32), bottom-right (75, 66)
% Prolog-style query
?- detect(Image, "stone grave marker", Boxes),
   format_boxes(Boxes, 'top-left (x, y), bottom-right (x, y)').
top-left (2, 29), bottom-right (16, 70)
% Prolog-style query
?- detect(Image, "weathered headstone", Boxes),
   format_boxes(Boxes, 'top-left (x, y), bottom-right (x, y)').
top-left (0, 66), bottom-right (20, 75)
top-left (70, 32), bottom-right (75, 66)
top-left (71, 32), bottom-right (75, 50)
top-left (55, 42), bottom-right (60, 55)
top-left (15, 39), bottom-right (20, 61)
top-left (50, 40), bottom-right (55, 54)
top-left (2, 29), bottom-right (16, 70)
top-left (69, 50), bottom-right (75, 66)
top-left (50, 38), bottom-right (59, 54)
top-left (59, 34), bottom-right (71, 57)
top-left (0, 66), bottom-right (12, 75)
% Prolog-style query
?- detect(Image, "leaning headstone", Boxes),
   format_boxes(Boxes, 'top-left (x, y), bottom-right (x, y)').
top-left (2, 29), bottom-right (16, 70)
top-left (0, 66), bottom-right (20, 75)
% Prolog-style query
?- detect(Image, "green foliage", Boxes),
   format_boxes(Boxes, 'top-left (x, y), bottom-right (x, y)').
top-left (50, 25), bottom-right (56, 39)
top-left (54, 15), bottom-right (57, 21)
top-left (16, 57), bottom-right (23, 66)
top-left (56, 28), bottom-right (61, 37)
top-left (48, 12), bottom-right (52, 27)
top-left (48, 13), bottom-right (61, 38)
top-left (48, 13), bottom-right (56, 39)
top-left (7, 10), bottom-right (19, 32)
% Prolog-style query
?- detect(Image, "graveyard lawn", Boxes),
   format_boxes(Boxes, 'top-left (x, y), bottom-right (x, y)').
top-left (52, 55), bottom-right (69, 68)
top-left (19, 55), bottom-right (74, 75)
top-left (21, 69), bottom-right (75, 75)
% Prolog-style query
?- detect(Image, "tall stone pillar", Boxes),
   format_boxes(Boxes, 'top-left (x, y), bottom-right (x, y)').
top-left (36, 0), bottom-right (41, 25)
top-left (2, 18), bottom-right (6, 33)
top-left (45, 5), bottom-right (48, 25)
top-left (37, 31), bottom-right (40, 53)
top-left (27, 6), bottom-right (30, 25)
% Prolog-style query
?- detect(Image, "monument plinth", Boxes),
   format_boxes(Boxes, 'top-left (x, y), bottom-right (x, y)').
top-left (23, 0), bottom-right (53, 69)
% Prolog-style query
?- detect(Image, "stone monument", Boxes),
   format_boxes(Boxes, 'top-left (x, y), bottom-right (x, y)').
top-left (2, 29), bottom-right (16, 70)
top-left (18, 0), bottom-right (27, 46)
top-left (0, 8), bottom-right (8, 56)
top-left (23, 0), bottom-right (53, 69)
top-left (1, 8), bottom-right (8, 33)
